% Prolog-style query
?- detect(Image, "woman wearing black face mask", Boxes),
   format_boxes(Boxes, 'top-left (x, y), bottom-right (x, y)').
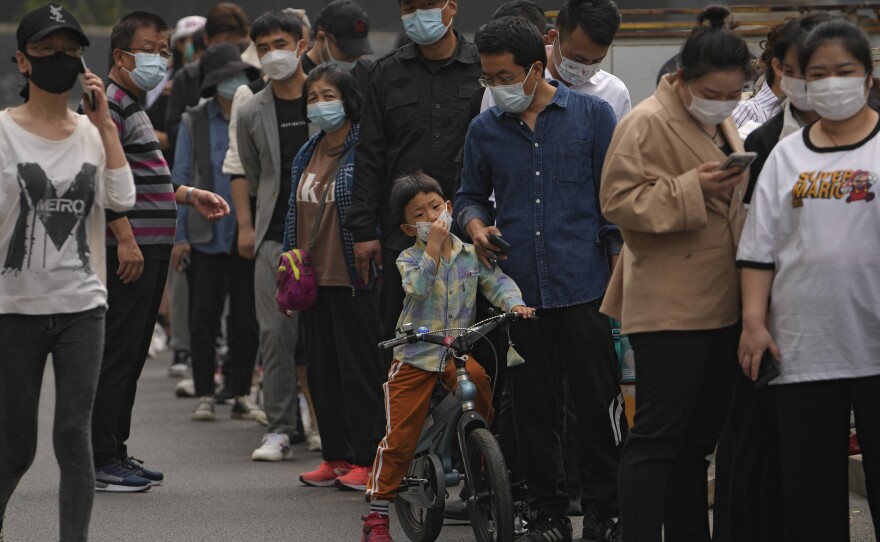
top-left (0, 5), bottom-right (134, 541)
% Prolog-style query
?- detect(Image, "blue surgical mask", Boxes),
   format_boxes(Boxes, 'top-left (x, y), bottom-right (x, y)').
top-left (322, 41), bottom-right (357, 72)
top-left (401, 0), bottom-right (452, 46)
top-left (489, 64), bottom-right (537, 114)
top-left (307, 100), bottom-right (347, 132)
top-left (216, 74), bottom-right (249, 100)
top-left (184, 42), bottom-right (195, 64)
top-left (123, 51), bottom-right (168, 92)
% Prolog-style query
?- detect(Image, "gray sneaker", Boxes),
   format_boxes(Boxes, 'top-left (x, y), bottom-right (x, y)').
top-left (191, 396), bottom-right (215, 421)
top-left (232, 395), bottom-right (268, 425)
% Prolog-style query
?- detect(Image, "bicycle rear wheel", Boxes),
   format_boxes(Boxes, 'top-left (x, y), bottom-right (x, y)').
top-left (395, 456), bottom-right (445, 542)
top-left (466, 428), bottom-right (514, 542)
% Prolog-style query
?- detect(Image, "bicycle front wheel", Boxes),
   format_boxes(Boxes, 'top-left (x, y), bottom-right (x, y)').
top-left (466, 428), bottom-right (514, 542)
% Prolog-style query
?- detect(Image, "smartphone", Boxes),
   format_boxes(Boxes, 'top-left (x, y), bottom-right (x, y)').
top-left (754, 350), bottom-right (780, 388)
top-left (78, 57), bottom-right (95, 111)
top-left (368, 259), bottom-right (380, 291)
top-left (180, 254), bottom-right (191, 272)
top-left (488, 233), bottom-right (510, 255)
top-left (719, 152), bottom-right (757, 171)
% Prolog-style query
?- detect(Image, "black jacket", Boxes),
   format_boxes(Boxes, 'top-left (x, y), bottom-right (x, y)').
top-left (743, 110), bottom-right (785, 204)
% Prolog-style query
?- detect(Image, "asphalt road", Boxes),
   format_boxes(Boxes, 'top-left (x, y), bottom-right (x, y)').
top-left (2, 350), bottom-right (875, 541)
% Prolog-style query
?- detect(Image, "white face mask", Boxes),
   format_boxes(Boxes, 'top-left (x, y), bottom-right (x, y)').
top-left (686, 85), bottom-right (739, 126)
top-left (807, 75), bottom-right (868, 121)
top-left (553, 38), bottom-right (600, 87)
top-left (260, 49), bottom-right (300, 81)
top-left (409, 208), bottom-right (452, 243)
top-left (780, 75), bottom-right (814, 112)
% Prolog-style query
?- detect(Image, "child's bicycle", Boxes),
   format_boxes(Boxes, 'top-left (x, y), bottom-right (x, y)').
top-left (377, 312), bottom-right (527, 542)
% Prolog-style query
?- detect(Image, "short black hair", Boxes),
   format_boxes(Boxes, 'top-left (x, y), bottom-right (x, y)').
top-left (765, 12), bottom-right (835, 86)
top-left (556, 0), bottom-right (621, 48)
top-left (680, 6), bottom-right (751, 81)
top-left (476, 16), bottom-right (547, 71)
top-left (302, 64), bottom-right (364, 123)
top-left (204, 2), bottom-right (249, 39)
top-left (798, 19), bottom-right (870, 76)
top-left (390, 172), bottom-right (445, 223)
top-left (250, 10), bottom-right (303, 42)
top-left (111, 11), bottom-right (170, 53)
top-left (492, 1), bottom-right (547, 34)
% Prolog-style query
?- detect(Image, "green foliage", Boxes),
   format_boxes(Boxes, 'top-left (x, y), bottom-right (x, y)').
top-left (19, 0), bottom-right (121, 26)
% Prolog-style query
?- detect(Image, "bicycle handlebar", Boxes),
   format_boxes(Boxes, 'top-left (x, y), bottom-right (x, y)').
top-left (378, 312), bottom-right (527, 353)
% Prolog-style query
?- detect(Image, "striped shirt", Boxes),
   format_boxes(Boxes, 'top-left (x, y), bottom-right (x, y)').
top-left (394, 234), bottom-right (526, 372)
top-left (106, 80), bottom-right (177, 259)
top-left (732, 83), bottom-right (782, 130)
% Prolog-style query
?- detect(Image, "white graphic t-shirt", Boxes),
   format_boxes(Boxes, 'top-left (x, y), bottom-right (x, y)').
top-left (0, 111), bottom-right (135, 315)
top-left (737, 118), bottom-right (880, 384)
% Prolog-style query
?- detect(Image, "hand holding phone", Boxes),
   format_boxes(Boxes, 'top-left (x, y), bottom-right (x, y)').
top-left (753, 350), bottom-right (780, 388)
top-left (78, 57), bottom-right (96, 111)
top-left (719, 152), bottom-right (757, 171)
top-left (488, 233), bottom-right (510, 255)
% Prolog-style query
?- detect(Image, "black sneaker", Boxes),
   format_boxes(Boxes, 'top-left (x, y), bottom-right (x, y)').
top-left (566, 496), bottom-right (583, 516)
top-left (582, 503), bottom-right (600, 540)
top-left (95, 461), bottom-right (151, 493)
top-left (519, 514), bottom-right (572, 542)
top-left (513, 501), bottom-right (531, 537)
top-left (443, 499), bottom-right (469, 520)
top-left (215, 386), bottom-right (235, 405)
top-left (121, 456), bottom-right (164, 486)
top-left (168, 350), bottom-right (190, 378)
top-left (598, 518), bottom-right (621, 542)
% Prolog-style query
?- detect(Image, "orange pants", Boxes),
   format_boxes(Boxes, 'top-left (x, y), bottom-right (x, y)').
top-left (366, 357), bottom-right (493, 501)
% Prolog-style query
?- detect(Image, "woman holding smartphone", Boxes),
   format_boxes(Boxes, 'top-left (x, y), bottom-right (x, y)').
top-left (0, 6), bottom-right (135, 541)
top-left (738, 19), bottom-right (880, 540)
top-left (598, 7), bottom-right (751, 541)
top-left (282, 65), bottom-right (385, 492)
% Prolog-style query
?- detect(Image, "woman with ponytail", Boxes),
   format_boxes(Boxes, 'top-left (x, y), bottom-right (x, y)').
top-left (599, 6), bottom-right (752, 541)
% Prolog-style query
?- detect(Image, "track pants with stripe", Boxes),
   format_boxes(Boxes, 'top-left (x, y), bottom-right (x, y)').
top-left (366, 357), bottom-right (493, 501)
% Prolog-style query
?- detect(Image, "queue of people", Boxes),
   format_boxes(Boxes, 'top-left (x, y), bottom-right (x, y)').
top-left (1, 1), bottom-right (879, 542)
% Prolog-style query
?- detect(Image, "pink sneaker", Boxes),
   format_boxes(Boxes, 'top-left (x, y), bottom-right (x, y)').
top-left (299, 460), bottom-right (352, 487)
top-left (361, 512), bottom-right (394, 542)
top-left (336, 465), bottom-right (371, 491)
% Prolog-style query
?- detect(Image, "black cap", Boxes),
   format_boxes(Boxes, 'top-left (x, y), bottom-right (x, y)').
top-left (315, 0), bottom-right (372, 57)
top-left (199, 43), bottom-right (259, 97)
top-left (16, 4), bottom-right (90, 51)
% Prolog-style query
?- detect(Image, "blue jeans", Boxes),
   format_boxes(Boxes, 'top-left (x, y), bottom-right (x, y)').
top-left (0, 307), bottom-right (105, 542)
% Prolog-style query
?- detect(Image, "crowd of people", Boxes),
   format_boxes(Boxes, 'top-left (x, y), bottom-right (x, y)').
top-left (0, 1), bottom-right (879, 542)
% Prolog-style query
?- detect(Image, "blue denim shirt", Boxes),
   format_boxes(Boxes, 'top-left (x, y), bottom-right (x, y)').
top-left (456, 82), bottom-right (618, 309)
top-left (172, 100), bottom-right (237, 254)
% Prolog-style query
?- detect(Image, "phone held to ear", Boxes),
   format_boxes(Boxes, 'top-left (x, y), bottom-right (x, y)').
top-left (719, 152), bottom-right (758, 171)
top-left (78, 57), bottom-right (96, 111)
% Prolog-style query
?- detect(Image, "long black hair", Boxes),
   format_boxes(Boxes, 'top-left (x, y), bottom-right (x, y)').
top-left (799, 19), bottom-right (873, 77)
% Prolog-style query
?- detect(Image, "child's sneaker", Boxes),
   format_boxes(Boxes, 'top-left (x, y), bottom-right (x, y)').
top-left (336, 465), bottom-right (371, 491)
top-left (299, 460), bottom-right (352, 487)
top-left (361, 512), bottom-right (394, 542)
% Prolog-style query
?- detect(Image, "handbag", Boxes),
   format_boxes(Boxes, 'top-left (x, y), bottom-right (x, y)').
top-left (275, 146), bottom-right (354, 312)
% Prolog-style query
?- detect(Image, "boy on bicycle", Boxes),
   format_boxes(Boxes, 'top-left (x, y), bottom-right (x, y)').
top-left (361, 172), bottom-right (534, 542)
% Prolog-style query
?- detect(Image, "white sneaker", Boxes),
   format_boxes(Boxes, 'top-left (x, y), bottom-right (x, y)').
top-left (232, 395), bottom-right (268, 426)
top-left (251, 433), bottom-right (293, 461)
top-left (175, 378), bottom-right (196, 398)
top-left (191, 396), bottom-right (215, 421)
top-left (307, 428), bottom-right (322, 452)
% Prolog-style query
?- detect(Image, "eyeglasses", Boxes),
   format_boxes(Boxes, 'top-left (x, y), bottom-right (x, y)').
top-left (128, 48), bottom-right (172, 61)
top-left (479, 66), bottom-right (531, 88)
top-left (26, 43), bottom-right (84, 58)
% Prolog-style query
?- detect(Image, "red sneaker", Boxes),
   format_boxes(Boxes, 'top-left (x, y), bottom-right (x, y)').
top-left (299, 460), bottom-right (352, 487)
top-left (336, 465), bottom-right (371, 491)
top-left (362, 512), bottom-right (394, 542)
top-left (850, 433), bottom-right (862, 456)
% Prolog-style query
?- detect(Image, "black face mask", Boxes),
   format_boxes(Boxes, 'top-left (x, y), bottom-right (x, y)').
top-left (25, 52), bottom-right (83, 94)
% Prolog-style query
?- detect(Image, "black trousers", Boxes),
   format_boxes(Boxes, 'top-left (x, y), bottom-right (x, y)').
top-left (618, 325), bottom-right (738, 542)
top-left (187, 249), bottom-right (258, 397)
top-left (380, 246), bottom-right (405, 346)
top-left (92, 254), bottom-right (168, 467)
top-left (773, 376), bottom-right (880, 542)
top-left (508, 300), bottom-right (626, 518)
top-left (712, 373), bottom-right (782, 542)
top-left (301, 287), bottom-right (386, 466)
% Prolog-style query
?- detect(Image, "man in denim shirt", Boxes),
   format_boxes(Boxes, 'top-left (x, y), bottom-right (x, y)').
top-left (456, 18), bottom-right (627, 542)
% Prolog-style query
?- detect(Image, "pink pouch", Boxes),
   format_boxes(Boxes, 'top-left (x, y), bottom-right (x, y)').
top-left (275, 248), bottom-right (318, 312)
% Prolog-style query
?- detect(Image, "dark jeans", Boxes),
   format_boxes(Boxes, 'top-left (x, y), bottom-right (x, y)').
top-left (0, 307), bottom-right (105, 542)
top-left (713, 373), bottom-right (782, 542)
top-left (92, 255), bottom-right (168, 467)
top-left (187, 249), bottom-right (258, 397)
top-left (301, 287), bottom-right (385, 466)
top-left (773, 377), bottom-right (880, 542)
top-left (508, 300), bottom-right (626, 518)
top-left (618, 325), bottom-right (739, 542)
